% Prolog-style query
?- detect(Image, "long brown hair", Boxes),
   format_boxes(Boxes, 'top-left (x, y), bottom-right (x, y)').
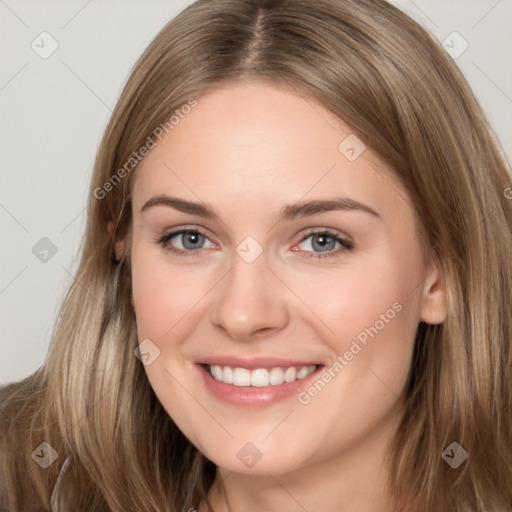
top-left (1, 0), bottom-right (511, 510)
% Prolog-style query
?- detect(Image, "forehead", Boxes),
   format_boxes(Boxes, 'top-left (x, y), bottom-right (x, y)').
top-left (131, 80), bottom-right (408, 222)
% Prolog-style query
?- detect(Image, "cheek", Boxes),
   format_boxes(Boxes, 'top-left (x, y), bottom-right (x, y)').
top-left (298, 253), bottom-right (420, 386)
top-left (288, 263), bottom-right (418, 451)
top-left (130, 241), bottom-right (210, 342)
top-left (129, 244), bottom-right (212, 415)
top-left (302, 262), bottom-right (408, 341)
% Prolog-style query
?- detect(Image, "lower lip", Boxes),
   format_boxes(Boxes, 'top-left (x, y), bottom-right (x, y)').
top-left (196, 364), bottom-right (324, 408)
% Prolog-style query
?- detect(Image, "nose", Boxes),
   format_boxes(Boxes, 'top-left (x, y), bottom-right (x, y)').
top-left (210, 250), bottom-right (290, 342)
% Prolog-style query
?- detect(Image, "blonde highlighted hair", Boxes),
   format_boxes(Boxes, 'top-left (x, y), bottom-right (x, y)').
top-left (1, 0), bottom-right (511, 510)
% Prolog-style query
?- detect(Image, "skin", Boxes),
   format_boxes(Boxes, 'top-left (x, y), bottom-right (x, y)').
top-left (120, 80), bottom-right (446, 511)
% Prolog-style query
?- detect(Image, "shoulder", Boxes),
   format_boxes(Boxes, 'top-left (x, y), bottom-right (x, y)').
top-left (0, 380), bottom-right (30, 508)
top-left (0, 375), bottom-right (51, 511)
top-left (1, 377), bottom-right (101, 511)
top-left (0, 375), bottom-right (42, 436)
top-left (0, 379), bottom-right (31, 440)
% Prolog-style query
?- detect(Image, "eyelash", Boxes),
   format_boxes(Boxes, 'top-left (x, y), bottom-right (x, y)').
top-left (156, 228), bottom-right (354, 260)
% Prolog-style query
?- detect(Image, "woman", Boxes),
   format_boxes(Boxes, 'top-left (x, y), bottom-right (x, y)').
top-left (1, 0), bottom-right (511, 510)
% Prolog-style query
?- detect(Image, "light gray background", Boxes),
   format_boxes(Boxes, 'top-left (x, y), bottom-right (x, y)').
top-left (1, 0), bottom-right (511, 385)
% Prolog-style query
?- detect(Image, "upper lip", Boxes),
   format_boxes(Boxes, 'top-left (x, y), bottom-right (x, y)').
top-left (197, 356), bottom-right (322, 369)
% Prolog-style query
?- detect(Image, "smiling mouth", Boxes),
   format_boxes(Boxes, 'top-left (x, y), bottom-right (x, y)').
top-left (203, 364), bottom-right (320, 387)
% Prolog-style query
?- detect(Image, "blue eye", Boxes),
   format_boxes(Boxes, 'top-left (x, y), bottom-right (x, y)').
top-left (156, 228), bottom-right (353, 259)
top-left (294, 230), bottom-right (353, 259)
top-left (157, 229), bottom-right (215, 256)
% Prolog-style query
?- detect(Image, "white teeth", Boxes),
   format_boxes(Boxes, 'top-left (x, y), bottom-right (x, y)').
top-left (233, 367), bottom-right (251, 386)
top-left (269, 367), bottom-right (285, 385)
top-left (250, 369), bottom-right (269, 387)
top-left (284, 367), bottom-right (296, 382)
top-left (208, 364), bottom-right (316, 387)
top-left (296, 367), bottom-right (310, 379)
top-left (212, 365), bottom-right (223, 381)
top-left (223, 365), bottom-right (233, 384)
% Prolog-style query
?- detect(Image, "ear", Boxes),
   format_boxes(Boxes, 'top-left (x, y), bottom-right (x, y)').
top-left (107, 221), bottom-right (125, 261)
top-left (419, 260), bottom-right (447, 325)
top-left (107, 221), bottom-right (134, 309)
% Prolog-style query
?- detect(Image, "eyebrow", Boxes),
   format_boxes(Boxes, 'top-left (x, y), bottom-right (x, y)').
top-left (140, 195), bottom-right (381, 222)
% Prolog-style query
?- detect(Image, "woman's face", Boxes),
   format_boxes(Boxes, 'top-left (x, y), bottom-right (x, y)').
top-left (128, 80), bottom-right (446, 475)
